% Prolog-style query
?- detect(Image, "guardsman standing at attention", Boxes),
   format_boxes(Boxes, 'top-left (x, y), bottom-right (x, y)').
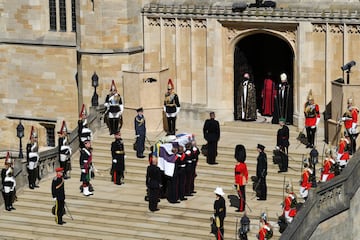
top-left (104, 80), bottom-right (124, 135)
top-left (336, 131), bottom-right (351, 169)
top-left (134, 107), bottom-right (146, 158)
top-left (80, 138), bottom-right (94, 196)
top-left (341, 98), bottom-right (359, 154)
top-left (52, 167), bottom-right (66, 225)
top-left (164, 79), bottom-right (180, 135)
top-left (58, 120), bottom-right (72, 179)
top-left (234, 144), bottom-right (248, 212)
top-left (300, 162), bottom-right (312, 201)
top-left (26, 126), bottom-right (40, 189)
top-left (111, 131), bottom-right (126, 185)
top-left (304, 90), bottom-right (320, 148)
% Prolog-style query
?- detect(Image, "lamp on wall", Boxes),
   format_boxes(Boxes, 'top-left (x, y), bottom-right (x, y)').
top-left (91, 72), bottom-right (99, 106)
top-left (341, 60), bottom-right (356, 84)
top-left (16, 120), bottom-right (24, 158)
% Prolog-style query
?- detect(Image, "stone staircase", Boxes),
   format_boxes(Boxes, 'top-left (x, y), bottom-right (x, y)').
top-left (0, 120), bottom-right (314, 240)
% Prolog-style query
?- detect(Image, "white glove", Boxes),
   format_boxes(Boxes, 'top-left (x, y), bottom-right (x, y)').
top-left (124, 155), bottom-right (127, 159)
top-left (176, 107), bottom-right (181, 115)
top-left (163, 106), bottom-right (166, 112)
top-left (341, 117), bottom-right (346, 121)
top-left (112, 159), bottom-right (117, 163)
top-left (53, 197), bottom-right (56, 201)
top-left (316, 117), bottom-right (320, 126)
top-left (81, 169), bottom-right (86, 173)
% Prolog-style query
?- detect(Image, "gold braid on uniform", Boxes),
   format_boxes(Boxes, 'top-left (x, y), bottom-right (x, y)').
top-left (136, 117), bottom-right (145, 126)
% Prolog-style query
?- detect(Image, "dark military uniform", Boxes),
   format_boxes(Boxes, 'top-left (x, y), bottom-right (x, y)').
top-left (111, 137), bottom-right (125, 185)
top-left (51, 169), bottom-right (65, 225)
top-left (146, 162), bottom-right (161, 211)
top-left (134, 109), bottom-right (146, 158)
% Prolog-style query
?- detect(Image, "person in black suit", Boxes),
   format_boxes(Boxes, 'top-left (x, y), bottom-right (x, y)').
top-left (146, 157), bottom-right (161, 212)
top-left (256, 144), bottom-right (267, 200)
top-left (203, 112), bottom-right (221, 165)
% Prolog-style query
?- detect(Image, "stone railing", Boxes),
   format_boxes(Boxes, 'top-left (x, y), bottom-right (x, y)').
top-left (280, 150), bottom-right (360, 239)
top-left (0, 105), bottom-right (105, 206)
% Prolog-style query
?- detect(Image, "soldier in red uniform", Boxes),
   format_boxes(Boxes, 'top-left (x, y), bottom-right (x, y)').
top-left (257, 212), bottom-right (273, 240)
top-left (320, 148), bottom-right (336, 182)
top-left (336, 132), bottom-right (351, 168)
top-left (234, 144), bottom-right (248, 212)
top-left (300, 162), bottom-right (313, 201)
top-left (282, 183), bottom-right (297, 224)
top-left (304, 90), bottom-right (320, 148)
top-left (341, 98), bottom-right (359, 154)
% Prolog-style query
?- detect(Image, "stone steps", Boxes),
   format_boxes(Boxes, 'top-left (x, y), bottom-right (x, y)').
top-left (0, 121), bottom-right (314, 240)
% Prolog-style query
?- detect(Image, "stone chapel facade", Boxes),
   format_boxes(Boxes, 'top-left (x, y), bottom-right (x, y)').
top-left (0, 0), bottom-right (360, 149)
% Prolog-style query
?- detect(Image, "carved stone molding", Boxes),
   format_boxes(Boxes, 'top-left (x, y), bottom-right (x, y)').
top-left (317, 185), bottom-right (343, 209)
top-left (163, 18), bottom-right (176, 28)
top-left (329, 24), bottom-right (344, 34)
top-left (148, 17), bottom-right (160, 27)
top-left (347, 25), bottom-right (360, 34)
top-left (313, 24), bottom-right (327, 33)
top-left (178, 18), bottom-right (191, 28)
top-left (226, 27), bottom-right (296, 45)
top-left (193, 19), bottom-right (207, 29)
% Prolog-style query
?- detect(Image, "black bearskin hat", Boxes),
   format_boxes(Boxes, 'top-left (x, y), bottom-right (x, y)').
top-left (235, 144), bottom-right (246, 163)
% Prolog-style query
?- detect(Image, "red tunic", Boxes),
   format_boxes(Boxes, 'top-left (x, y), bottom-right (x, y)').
top-left (304, 103), bottom-right (320, 127)
top-left (284, 193), bottom-right (297, 217)
top-left (234, 162), bottom-right (248, 186)
top-left (344, 108), bottom-right (359, 129)
top-left (301, 169), bottom-right (312, 189)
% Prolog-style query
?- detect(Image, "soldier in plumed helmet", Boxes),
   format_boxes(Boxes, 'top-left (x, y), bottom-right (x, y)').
top-left (340, 98), bottom-right (359, 154)
top-left (304, 90), bottom-right (320, 148)
top-left (104, 80), bottom-right (124, 135)
top-left (78, 104), bottom-right (92, 149)
top-left (163, 78), bottom-right (180, 135)
top-left (58, 120), bottom-right (72, 179)
top-left (2, 152), bottom-right (16, 211)
top-left (26, 126), bottom-right (40, 189)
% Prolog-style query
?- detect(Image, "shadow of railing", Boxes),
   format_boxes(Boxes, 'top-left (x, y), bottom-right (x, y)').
top-left (280, 150), bottom-right (360, 239)
top-left (0, 105), bottom-right (105, 206)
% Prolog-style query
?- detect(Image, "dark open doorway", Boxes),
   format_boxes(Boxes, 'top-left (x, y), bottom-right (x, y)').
top-left (234, 33), bottom-right (294, 124)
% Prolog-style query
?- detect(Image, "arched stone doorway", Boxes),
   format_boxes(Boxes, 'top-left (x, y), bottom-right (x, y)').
top-left (234, 32), bottom-right (294, 124)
